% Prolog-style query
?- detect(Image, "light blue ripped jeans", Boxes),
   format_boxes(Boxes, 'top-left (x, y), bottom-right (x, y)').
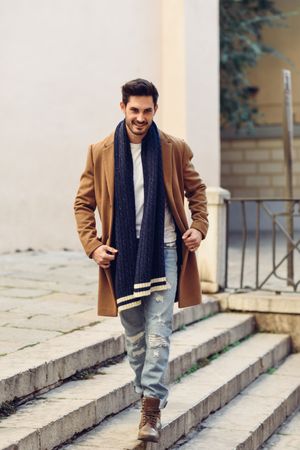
top-left (119, 242), bottom-right (178, 409)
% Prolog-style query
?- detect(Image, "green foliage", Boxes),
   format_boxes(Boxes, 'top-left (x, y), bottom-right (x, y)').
top-left (220, 0), bottom-right (287, 130)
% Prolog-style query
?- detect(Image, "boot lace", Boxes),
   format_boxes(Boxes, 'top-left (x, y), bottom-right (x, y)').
top-left (140, 400), bottom-right (161, 428)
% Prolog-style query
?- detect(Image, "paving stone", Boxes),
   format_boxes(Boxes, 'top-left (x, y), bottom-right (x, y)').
top-left (0, 311), bottom-right (27, 326)
top-left (9, 298), bottom-right (92, 316)
top-left (30, 292), bottom-right (96, 303)
top-left (0, 298), bottom-right (30, 312)
top-left (0, 288), bottom-right (52, 298)
top-left (0, 326), bottom-right (59, 343)
top-left (0, 326), bottom-right (61, 355)
top-left (1, 309), bottom-right (100, 332)
top-left (0, 276), bottom-right (60, 290)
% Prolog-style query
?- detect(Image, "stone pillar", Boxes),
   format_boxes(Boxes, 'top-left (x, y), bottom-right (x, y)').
top-left (197, 187), bottom-right (231, 293)
top-left (184, 0), bottom-right (220, 187)
top-left (160, 0), bottom-right (220, 185)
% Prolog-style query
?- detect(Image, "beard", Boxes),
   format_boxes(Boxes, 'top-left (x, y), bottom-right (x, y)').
top-left (126, 118), bottom-right (151, 136)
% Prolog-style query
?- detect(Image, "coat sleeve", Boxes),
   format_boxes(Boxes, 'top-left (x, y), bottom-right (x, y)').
top-left (182, 141), bottom-right (209, 239)
top-left (73, 144), bottom-right (103, 258)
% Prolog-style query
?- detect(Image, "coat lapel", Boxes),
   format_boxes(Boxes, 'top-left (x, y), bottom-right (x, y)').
top-left (160, 132), bottom-right (174, 206)
top-left (103, 134), bottom-right (114, 207)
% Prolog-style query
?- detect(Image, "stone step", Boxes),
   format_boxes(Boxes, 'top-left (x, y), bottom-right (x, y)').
top-left (0, 311), bottom-right (254, 450)
top-left (175, 353), bottom-right (300, 449)
top-left (261, 406), bottom-right (300, 450)
top-left (59, 332), bottom-right (291, 450)
top-left (0, 299), bottom-right (219, 406)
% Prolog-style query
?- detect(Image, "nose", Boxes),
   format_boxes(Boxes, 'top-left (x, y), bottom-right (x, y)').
top-left (136, 113), bottom-right (145, 123)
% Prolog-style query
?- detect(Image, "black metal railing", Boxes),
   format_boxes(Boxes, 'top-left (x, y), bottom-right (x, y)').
top-left (224, 198), bottom-right (300, 292)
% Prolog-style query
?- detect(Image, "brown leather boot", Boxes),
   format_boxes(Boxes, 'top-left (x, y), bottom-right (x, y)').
top-left (138, 396), bottom-right (161, 442)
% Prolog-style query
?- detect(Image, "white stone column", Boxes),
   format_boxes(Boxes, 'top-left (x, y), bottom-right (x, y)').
top-left (184, 0), bottom-right (220, 187)
top-left (197, 187), bottom-right (231, 293)
top-left (160, 0), bottom-right (186, 138)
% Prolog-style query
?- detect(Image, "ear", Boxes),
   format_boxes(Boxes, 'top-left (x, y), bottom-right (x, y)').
top-left (154, 104), bottom-right (158, 115)
top-left (120, 101), bottom-right (126, 113)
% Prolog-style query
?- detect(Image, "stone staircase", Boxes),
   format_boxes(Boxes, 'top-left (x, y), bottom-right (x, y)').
top-left (0, 298), bottom-right (299, 450)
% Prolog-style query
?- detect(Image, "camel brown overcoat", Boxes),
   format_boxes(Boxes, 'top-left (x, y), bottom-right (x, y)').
top-left (74, 129), bottom-right (209, 317)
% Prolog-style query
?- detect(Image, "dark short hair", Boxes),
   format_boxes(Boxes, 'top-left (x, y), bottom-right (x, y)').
top-left (121, 78), bottom-right (159, 106)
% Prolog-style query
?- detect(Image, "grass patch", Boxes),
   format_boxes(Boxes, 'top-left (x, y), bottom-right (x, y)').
top-left (267, 367), bottom-right (277, 374)
top-left (69, 354), bottom-right (125, 381)
top-left (17, 342), bottom-right (40, 351)
top-left (175, 358), bottom-right (210, 383)
top-left (0, 401), bottom-right (17, 418)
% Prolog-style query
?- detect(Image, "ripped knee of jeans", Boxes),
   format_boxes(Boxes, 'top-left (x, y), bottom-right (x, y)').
top-left (148, 333), bottom-right (169, 349)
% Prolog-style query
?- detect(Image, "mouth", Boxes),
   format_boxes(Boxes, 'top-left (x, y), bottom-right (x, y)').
top-left (133, 122), bottom-right (147, 128)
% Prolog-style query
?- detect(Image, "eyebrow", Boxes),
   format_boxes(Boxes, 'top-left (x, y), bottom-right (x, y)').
top-left (129, 107), bottom-right (154, 113)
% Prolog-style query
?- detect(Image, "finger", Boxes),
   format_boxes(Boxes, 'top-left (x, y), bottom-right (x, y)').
top-left (182, 229), bottom-right (192, 240)
top-left (102, 253), bottom-right (115, 261)
top-left (104, 245), bottom-right (118, 254)
top-left (185, 237), bottom-right (197, 243)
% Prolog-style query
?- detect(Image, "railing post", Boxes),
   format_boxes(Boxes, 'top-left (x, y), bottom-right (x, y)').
top-left (196, 187), bottom-right (231, 293)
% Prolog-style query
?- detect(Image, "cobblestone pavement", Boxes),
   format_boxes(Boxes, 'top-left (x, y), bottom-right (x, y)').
top-left (0, 250), bottom-right (104, 357)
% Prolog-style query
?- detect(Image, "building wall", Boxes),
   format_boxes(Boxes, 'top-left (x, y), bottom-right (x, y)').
top-left (0, 0), bottom-right (220, 253)
top-left (0, 0), bottom-right (161, 253)
top-left (221, 0), bottom-right (300, 204)
top-left (221, 138), bottom-right (300, 198)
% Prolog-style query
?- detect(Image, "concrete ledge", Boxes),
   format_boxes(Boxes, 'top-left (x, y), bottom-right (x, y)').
top-left (216, 291), bottom-right (300, 315)
top-left (215, 291), bottom-right (300, 351)
top-left (201, 281), bottom-right (219, 294)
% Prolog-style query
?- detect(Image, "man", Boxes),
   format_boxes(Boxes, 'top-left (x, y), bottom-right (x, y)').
top-left (73, 78), bottom-right (208, 443)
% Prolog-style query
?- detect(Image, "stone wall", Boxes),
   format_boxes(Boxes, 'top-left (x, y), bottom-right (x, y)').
top-left (221, 138), bottom-right (300, 198)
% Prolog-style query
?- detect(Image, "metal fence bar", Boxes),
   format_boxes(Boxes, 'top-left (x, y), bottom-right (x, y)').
top-left (224, 198), bottom-right (300, 293)
top-left (224, 196), bottom-right (230, 288)
top-left (240, 201), bottom-right (247, 289)
top-left (255, 201), bottom-right (260, 289)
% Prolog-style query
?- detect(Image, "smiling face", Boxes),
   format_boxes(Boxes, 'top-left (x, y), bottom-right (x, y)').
top-left (120, 95), bottom-right (158, 143)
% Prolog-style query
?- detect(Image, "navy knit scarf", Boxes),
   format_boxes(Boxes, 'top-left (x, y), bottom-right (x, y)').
top-left (112, 119), bottom-right (167, 312)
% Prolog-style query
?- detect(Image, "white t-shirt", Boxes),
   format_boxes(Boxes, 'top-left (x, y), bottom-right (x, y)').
top-left (130, 143), bottom-right (177, 243)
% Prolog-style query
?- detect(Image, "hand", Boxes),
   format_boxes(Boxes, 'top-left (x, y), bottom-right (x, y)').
top-left (92, 245), bottom-right (118, 268)
top-left (182, 228), bottom-right (202, 252)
